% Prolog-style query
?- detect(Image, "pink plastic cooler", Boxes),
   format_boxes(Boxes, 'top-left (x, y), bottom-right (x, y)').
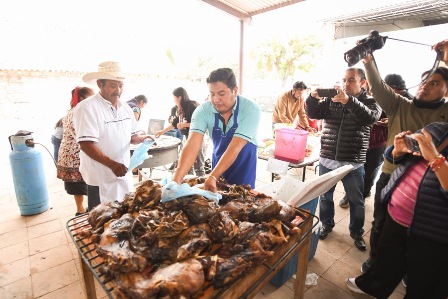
top-left (274, 128), bottom-right (309, 164)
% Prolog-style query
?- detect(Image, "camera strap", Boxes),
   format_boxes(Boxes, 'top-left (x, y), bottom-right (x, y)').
top-left (374, 36), bottom-right (442, 90)
top-left (406, 49), bottom-right (442, 90)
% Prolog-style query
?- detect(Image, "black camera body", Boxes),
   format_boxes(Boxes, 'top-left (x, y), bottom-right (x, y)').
top-left (344, 30), bottom-right (387, 67)
top-left (317, 88), bottom-right (338, 98)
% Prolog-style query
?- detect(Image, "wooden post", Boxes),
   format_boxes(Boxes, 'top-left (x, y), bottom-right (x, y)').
top-left (294, 217), bottom-right (312, 299)
top-left (79, 252), bottom-right (97, 299)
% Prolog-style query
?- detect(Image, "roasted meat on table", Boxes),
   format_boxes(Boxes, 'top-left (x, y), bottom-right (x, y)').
top-left (95, 213), bottom-right (147, 273)
top-left (79, 178), bottom-right (310, 298)
top-left (115, 258), bottom-right (205, 299)
top-left (88, 201), bottom-right (124, 235)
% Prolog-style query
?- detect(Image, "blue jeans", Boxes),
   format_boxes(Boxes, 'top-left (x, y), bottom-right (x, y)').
top-left (51, 135), bottom-right (62, 162)
top-left (319, 163), bottom-right (365, 236)
top-left (164, 129), bottom-right (183, 140)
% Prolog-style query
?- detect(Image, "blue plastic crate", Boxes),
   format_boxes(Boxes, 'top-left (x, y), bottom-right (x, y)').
top-left (298, 197), bottom-right (318, 214)
top-left (309, 222), bottom-right (321, 260)
top-left (270, 197), bottom-right (319, 287)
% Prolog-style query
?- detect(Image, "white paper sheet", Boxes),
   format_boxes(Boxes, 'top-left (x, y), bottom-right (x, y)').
top-left (256, 165), bottom-right (353, 207)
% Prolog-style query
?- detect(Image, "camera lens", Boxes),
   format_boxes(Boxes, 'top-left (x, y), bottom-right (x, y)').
top-left (343, 30), bottom-right (387, 67)
top-left (344, 44), bottom-right (372, 66)
top-left (344, 49), bottom-right (362, 67)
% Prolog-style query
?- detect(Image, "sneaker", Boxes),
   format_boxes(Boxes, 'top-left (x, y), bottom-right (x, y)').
top-left (402, 275), bottom-right (407, 288)
top-left (346, 278), bottom-right (365, 294)
top-left (319, 226), bottom-right (332, 240)
top-left (339, 196), bottom-right (349, 208)
top-left (361, 256), bottom-right (376, 273)
top-left (351, 233), bottom-right (367, 251)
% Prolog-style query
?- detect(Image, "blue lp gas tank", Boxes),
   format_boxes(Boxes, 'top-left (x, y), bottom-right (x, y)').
top-left (8, 131), bottom-right (50, 215)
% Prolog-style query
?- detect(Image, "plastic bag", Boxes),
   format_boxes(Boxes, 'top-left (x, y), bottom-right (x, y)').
top-left (305, 273), bottom-right (319, 286)
top-left (161, 181), bottom-right (222, 204)
top-left (128, 139), bottom-right (155, 172)
top-left (292, 273), bottom-right (318, 286)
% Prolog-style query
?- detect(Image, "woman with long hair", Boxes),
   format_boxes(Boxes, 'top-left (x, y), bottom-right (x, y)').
top-left (155, 87), bottom-right (205, 176)
top-left (57, 86), bottom-right (95, 216)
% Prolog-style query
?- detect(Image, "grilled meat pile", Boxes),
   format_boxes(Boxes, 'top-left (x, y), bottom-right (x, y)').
top-left (83, 178), bottom-right (309, 299)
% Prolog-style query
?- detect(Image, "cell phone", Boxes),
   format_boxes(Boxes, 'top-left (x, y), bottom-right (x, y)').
top-left (317, 88), bottom-right (338, 98)
top-left (404, 135), bottom-right (420, 153)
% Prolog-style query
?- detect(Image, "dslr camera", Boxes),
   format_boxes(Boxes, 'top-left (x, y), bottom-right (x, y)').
top-left (344, 30), bottom-right (388, 67)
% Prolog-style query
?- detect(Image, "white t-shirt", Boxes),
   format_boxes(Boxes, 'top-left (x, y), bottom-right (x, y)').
top-left (73, 93), bottom-right (138, 202)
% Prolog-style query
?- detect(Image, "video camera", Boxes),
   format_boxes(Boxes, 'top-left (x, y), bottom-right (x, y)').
top-left (344, 30), bottom-right (388, 67)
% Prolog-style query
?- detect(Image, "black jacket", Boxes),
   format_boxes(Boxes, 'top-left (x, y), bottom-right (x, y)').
top-left (382, 122), bottom-right (448, 245)
top-left (172, 100), bottom-right (199, 137)
top-left (306, 89), bottom-right (381, 163)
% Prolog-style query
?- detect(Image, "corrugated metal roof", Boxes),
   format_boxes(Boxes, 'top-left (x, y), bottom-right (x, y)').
top-left (201, 0), bottom-right (448, 28)
top-left (200, 0), bottom-right (305, 23)
top-left (321, 0), bottom-right (448, 25)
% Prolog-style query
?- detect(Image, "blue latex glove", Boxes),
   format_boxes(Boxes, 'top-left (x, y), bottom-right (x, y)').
top-left (161, 181), bottom-right (222, 204)
top-left (128, 139), bottom-right (155, 172)
top-left (160, 173), bottom-right (173, 186)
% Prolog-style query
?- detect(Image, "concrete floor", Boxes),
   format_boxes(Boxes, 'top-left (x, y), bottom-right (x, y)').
top-left (0, 159), bottom-right (406, 298)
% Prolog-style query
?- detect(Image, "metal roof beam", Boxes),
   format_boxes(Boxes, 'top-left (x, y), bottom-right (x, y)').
top-left (200, 0), bottom-right (252, 23)
top-left (250, 0), bottom-right (305, 17)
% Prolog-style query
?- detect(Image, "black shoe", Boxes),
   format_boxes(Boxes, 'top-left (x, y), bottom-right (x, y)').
top-left (402, 275), bottom-right (408, 288)
top-left (75, 208), bottom-right (88, 217)
top-left (319, 226), bottom-right (333, 240)
top-left (351, 233), bottom-right (367, 251)
top-left (361, 256), bottom-right (375, 273)
top-left (339, 195), bottom-right (349, 208)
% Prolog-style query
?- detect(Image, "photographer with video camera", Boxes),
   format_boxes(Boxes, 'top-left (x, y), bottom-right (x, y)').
top-left (354, 36), bottom-right (448, 281)
top-left (306, 68), bottom-right (381, 251)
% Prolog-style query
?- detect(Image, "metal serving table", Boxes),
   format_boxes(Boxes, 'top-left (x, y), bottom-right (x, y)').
top-left (67, 211), bottom-right (317, 299)
top-left (130, 135), bottom-right (182, 181)
top-left (258, 154), bottom-right (319, 182)
top-left (258, 135), bottom-right (321, 182)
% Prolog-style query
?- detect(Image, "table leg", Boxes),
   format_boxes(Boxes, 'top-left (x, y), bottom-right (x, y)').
top-left (293, 218), bottom-right (312, 299)
top-left (79, 252), bottom-right (97, 299)
top-left (302, 167), bottom-right (306, 182)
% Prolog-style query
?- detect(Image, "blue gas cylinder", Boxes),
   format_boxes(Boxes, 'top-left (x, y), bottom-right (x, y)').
top-left (8, 131), bottom-right (50, 215)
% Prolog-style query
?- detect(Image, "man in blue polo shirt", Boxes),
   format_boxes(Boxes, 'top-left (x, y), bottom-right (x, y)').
top-left (171, 68), bottom-right (261, 191)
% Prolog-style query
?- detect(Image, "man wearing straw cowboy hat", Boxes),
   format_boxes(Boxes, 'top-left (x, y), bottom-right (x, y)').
top-left (73, 61), bottom-right (151, 210)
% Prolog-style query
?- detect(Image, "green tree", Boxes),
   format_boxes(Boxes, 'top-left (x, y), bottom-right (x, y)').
top-left (166, 49), bottom-right (175, 66)
top-left (251, 35), bottom-right (323, 88)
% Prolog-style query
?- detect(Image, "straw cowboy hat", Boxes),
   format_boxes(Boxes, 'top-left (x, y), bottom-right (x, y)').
top-left (82, 61), bottom-right (125, 84)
